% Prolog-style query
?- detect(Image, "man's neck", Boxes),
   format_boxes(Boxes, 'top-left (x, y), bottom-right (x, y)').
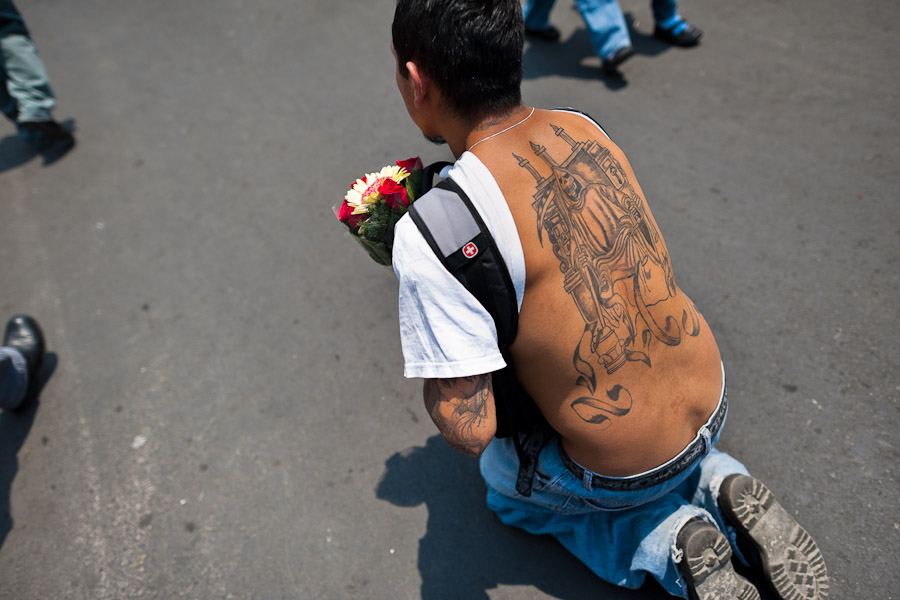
top-left (443, 105), bottom-right (528, 159)
top-left (458, 105), bottom-right (530, 158)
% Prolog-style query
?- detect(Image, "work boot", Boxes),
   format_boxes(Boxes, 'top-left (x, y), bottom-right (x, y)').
top-left (719, 474), bottom-right (830, 600)
top-left (676, 518), bottom-right (761, 600)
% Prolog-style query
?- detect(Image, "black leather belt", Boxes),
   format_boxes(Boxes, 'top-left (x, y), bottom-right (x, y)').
top-left (559, 389), bottom-right (728, 492)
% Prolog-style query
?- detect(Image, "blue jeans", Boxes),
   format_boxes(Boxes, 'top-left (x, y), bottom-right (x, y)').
top-left (0, 346), bottom-right (28, 410)
top-left (524, 0), bottom-right (681, 59)
top-left (479, 394), bottom-right (749, 597)
top-left (0, 0), bottom-right (56, 123)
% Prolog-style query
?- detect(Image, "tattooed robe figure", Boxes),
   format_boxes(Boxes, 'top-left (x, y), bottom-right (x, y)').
top-left (526, 133), bottom-right (684, 398)
top-left (554, 172), bottom-right (636, 374)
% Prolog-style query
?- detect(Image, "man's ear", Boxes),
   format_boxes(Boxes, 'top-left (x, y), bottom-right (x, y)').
top-left (406, 61), bottom-right (428, 107)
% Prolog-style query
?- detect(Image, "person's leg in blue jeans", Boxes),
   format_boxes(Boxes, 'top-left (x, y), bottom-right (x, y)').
top-left (524, 0), bottom-right (633, 72)
top-left (523, 0), bottom-right (699, 73)
top-left (0, 0), bottom-right (26, 120)
top-left (0, 34), bottom-right (56, 124)
top-left (523, 0), bottom-right (555, 31)
top-left (651, 0), bottom-right (702, 46)
top-left (523, 0), bottom-right (562, 41)
top-left (0, 0), bottom-right (73, 146)
top-left (480, 437), bottom-right (754, 597)
top-left (651, 0), bottom-right (679, 25)
top-left (574, 0), bottom-right (632, 61)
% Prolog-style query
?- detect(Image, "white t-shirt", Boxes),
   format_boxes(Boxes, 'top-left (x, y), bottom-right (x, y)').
top-left (392, 110), bottom-right (609, 380)
top-left (392, 152), bottom-right (526, 379)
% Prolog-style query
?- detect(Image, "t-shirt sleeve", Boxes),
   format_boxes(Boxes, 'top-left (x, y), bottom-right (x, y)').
top-left (392, 215), bottom-right (507, 379)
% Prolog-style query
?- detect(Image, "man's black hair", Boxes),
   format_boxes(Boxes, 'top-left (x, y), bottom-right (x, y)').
top-left (392, 0), bottom-right (524, 123)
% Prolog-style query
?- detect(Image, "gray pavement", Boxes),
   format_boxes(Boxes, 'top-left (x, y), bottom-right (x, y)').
top-left (0, 0), bottom-right (897, 598)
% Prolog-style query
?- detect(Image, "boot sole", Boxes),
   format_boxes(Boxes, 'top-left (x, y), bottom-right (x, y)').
top-left (680, 522), bottom-right (761, 600)
top-left (720, 474), bottom-right (830, 599)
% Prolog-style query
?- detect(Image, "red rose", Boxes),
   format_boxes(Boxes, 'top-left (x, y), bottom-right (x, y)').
top-left (335, 199), bottom-right (366, 231)
top-left (378, 178), bottom-right (409, 209)
top-left (396, 156), bottom-right (423, 172)
top-left (348, 210), bottom-right (366, 231)
top-left (337, 199), bottom-right (353, 223)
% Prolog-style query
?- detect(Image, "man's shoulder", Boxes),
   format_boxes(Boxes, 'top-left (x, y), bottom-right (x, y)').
top-left (547, 107), bottom-right (610, 140)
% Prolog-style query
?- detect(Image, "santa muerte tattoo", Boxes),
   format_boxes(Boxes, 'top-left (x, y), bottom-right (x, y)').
top-left (515, 124), bottom-right (701, 428)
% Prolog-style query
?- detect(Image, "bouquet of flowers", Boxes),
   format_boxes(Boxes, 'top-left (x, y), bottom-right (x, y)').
top-left (334, 156), bottom-right (424, 266)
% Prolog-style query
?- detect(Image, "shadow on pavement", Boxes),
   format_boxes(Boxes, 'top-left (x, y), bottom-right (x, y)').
top-left (0, 119), bottom-right (76, 173)
top-left (523, 28), bottom-right (603, 83)
top-left (0, 352), bottom-right (57, 550)
top-left (523, 15), bottom-right (674, 91)
top-left (376, 435), bottom-right (669, 599)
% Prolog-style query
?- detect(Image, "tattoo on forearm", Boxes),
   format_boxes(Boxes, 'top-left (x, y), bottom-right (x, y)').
top-left (424, 375), bottom-right (491, 456)
top-left (514, 125), bottom-right (703, 426)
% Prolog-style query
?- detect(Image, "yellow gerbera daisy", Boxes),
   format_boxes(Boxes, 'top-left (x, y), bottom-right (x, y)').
top-left (344, 165), bottom-right (409, 214)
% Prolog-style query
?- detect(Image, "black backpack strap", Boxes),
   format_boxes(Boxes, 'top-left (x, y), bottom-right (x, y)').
top-left (420, 161), bottom-right (453, 194)
top-left (491, 362), bottom-right (551, 497)
top-left (407, 170), bottom-right (550, 497)
top-left (408, 177), bottom-right (518, 349)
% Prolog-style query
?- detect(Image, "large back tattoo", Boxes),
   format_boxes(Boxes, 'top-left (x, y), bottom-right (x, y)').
top-left (514, 124), bottom-right (702, 428)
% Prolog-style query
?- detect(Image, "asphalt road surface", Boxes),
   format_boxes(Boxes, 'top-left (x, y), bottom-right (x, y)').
top-left (1, 0), bottom-right (897, 598)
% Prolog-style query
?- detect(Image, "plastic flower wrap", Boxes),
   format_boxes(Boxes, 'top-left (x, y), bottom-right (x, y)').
top-left (334, 157), bottom-right (424, 265)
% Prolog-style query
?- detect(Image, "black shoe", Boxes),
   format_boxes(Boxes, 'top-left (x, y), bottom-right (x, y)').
top-left (601, 46), bottom-right (634, 75)
top-left (3, 315), bottom-right (45, 387)
top-left (525, 25), bottom-right (561, 42)
top-left (654, 21), bottom-right (703, 47)
top-left (17, 120), bottom-right (76, 148)
top-left (676, 518), bottom-right (761, 600)
top-left (719, 474), bottom-right (830, 599)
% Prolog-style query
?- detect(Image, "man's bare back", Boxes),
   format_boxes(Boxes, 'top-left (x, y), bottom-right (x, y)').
top-left (472, 108), bottom-right (723, 476)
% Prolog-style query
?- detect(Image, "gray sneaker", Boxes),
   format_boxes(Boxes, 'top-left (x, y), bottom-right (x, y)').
top-left (676, 518), bottom-right (761, 600)
top-left (719, 474), bottom-right (830, 600)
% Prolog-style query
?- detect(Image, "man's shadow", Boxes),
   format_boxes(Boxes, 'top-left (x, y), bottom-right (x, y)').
top-left (0, 352), bottom-right (57, 550)
top-left (376, 435), bottom-right (669, 599)
top-left (0, 119), bottom-right (76, 173)
top-left (523, 13), bottom-right (671, 90)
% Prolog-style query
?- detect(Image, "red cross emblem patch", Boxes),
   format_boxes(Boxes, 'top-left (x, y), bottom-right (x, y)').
top-left (462, 242), bottom-right (479, 259)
